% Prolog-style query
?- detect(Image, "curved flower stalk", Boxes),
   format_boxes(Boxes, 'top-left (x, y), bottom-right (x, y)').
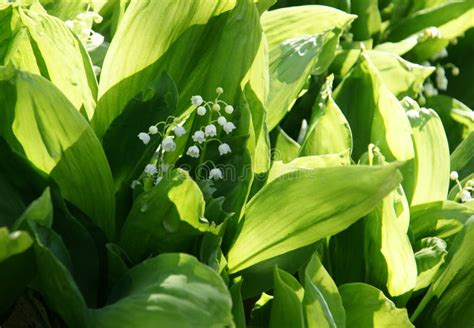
top-left (134, 87), bottom-right (237, 186)
top-left (450, 171), bottom-right (473, 203)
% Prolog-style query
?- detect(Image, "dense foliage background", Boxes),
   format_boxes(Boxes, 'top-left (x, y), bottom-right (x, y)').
top-left (0, 0), bottom-right (473, 327)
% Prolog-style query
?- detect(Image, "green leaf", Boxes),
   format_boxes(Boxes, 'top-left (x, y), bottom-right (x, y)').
top-left (265, 28), bottom-right (344, 130)
top-left (261, 5), bottom-right (356, 56)
top-left (300, 75), bottom-right (352, 157)
top-left (0, 227), bottom-right (32, 263)
top-left (363, 183), bottom-right (417, 298)
top-left (350, 0), bottom-right (381, 41)
top-left (426, 96), bottom-right (474, 152)
top-left (359, 149), bottom-right (417, 299)
top-left (242, 83), bottom-right (271, 174)
top-left (0, 227), bottom-right (35, 314)
top-left (0, 70), bottom-right (116, 239)
top-left (38, 0), bottom-right (89, 20)
top-left (365, 51), bottom-right (434, 98)
top-left (412, 217), bottom-right (474, 327)
top-left (92, 253), bottom-right (233, 328)
top-left (333, 53), bottom-right (415, 163)
top-left (229, 280), bottom-right (246, 328)
top-left (227, 162), bottom-right (403, 273)
top-left (303, 253), bottom-right (346, 328)
top-left (270, 268), bottom-right (305, 328)
top-left (17, 188), bottom-right (91, 328)
top-left (273, 127), bottom-right (300, 163)
top-left (414, 237), bottom-right (447, 292)
top-left (238, 243), bottom-right (318, 299)
top-left (120, 169), bottom-right (209, 262)
top-left (267, 153), bottom-right (348, 184)
top-left (410, 200), bottom-right (474, 241)
top-left (405, 105), bottom-right (450, 206)
top-left (387, 1), bottom-right (474, 60)
top-left (450, 131), bottom-right (474, 181)
top-left (95, 0), bottom-right (261, 139)
top-left (251, 292), bottom-right (274, 326)
top-left (339, 283), bottom-right (414, 328)
top-left (9, 7), bottom-right (98, 119)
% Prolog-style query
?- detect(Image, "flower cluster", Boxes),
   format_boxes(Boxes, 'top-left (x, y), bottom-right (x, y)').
top-left (133, 87), bottom-right (237, 187)
top-left (185, 87), bottom-right (237, 180)
top-left (450, 171), bottom-right (473, 203)
top-left (65, 9), bottom-right (104, 52)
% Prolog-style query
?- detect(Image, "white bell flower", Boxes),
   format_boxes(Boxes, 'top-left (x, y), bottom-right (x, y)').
top-left (149, 125), bottom-right (158, 135)
top-left (161, 136), bottom-right (176, 152)
top-left (205, 124), bottom-right (217, 137)
top-left (209, 168), bottom-right (223, 180)
top-left (450, 171), bottom-right (459, 181)
top-left (144, 164), bottom-right (157, 175)
top-left (186, 145), bottom-right (200, 158)
top-left (197, 106), bottom-right (206, 116)
top-left (223, 122), bottom-right (236, 134)
top-left (138, 132), bottom-right (151, 144)
top-left (217, 116), bottom-right (227, 126)
top-left (173, 126), bottom-right (186, 137)
top-left (192, 131), bottom-right (206, 144)
top-left (218, 143), bottom-right (231, 155)
top-left (225, 105), bottom-right (234, 114)
top-left (460, 190), bottom-right (472, 203)
top-left (212, 103), bottom-right (220, 112)
top-left (191, 95), bottom-right (204, 106)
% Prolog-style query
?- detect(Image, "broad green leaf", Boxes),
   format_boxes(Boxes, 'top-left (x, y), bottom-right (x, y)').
top-left (350, 0), bottom-right (381, 41)
top-left (410, 200), bottom-right (474, 241)
top-left (363, 182), bottom-right (417, 298)
top-left (412, 217), bottom-right (474, 327)
top-left (359, 150), bottom-right (417, 299)
top-left (106, 243), bottom-right (129, 292)
top-left (414, 237), bottom-right (447, 292)
top-left (92, 253), bottom-right (233, 328)
top-left (339, 283), bottom-right (414, 328)
top-left (95, 0), bottom-right (261, 139)
top-left (265, 29), bottom-right (344, 130)
top-left (251, 292), bottom-right (273, 326)
top-left (38, 0), bottom-right (89, 20)
top-left (374, 28), bottom-right (437, 56)
top-left (268, 153), bottom-right (348, 184)
top-left (261, 5), bottom-right (356, 56)
top-left (387, 1), bottom-right (474, 60)
top-left (17, 188), bottom-right (91, 328)
top-left (300, 75), bottom-right (352, 157)
top-left (227, 163), bottom-right (403, 273)
top-left (237, 243), bottom-right (318, 299)
top-left (9, 7), bottom-right (98, 119)
top-left (0, 69), bottom-right (115, 240)
top-left (0, 227), bottom-right (34, 314)
top-left (229, 279), bottom-right (246, 328)
top-left (120, 169), bottom-right (209, 262)
top-left (0, 137), bottom-right (49, 228)
top-left (425, 96), bottom-right (474, 152)
top-left (405, 106), bottom-right (450, 205)
top-left (450, 131), bottom-right (474, 181)
top-left (303, 253), bottom-right (346, 328)
top-left (270, 268), bottom-right (305, 328)
top-left (333, 53), bottom-right (415, 163)
top-left (0, 4), bottom-right (17, 63)
top-left (365, 51), bottom-right (434, 98)
top-left (273, 127), bottom-right (300, 163)
top-left (242, 84), bottom-right (271, 174)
